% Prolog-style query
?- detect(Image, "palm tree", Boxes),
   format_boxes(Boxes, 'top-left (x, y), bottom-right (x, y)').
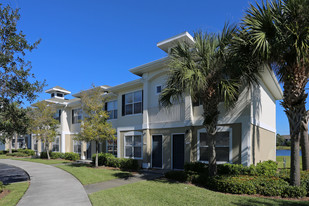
top-left (239, 0), bottom-right (309, 186)
top-left (159, 26), bottom-right (258, 176)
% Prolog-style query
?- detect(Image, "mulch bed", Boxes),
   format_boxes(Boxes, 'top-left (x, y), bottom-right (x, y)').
top-left (0, 189), bottom-right (10, 200)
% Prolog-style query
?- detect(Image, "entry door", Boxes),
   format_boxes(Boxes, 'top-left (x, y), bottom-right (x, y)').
top-left (172, 134), bottom-right (185, 169)
top-left (152, 135), bottom-right (162, 168)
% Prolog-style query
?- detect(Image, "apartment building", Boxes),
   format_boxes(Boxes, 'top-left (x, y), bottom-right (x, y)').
top-left (29, 32), bottom-right (283, 169)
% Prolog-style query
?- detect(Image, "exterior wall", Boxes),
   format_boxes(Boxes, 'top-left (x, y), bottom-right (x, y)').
top-left (65, 134), bottom-right (73, 152)
top-left (251, 125), bottom-right (276, 164)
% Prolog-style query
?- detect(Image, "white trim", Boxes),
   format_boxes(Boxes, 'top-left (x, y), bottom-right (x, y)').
top-left (124, 131), bottom-right (143, 160)
top-left (151, 134), bottom-right (163, 169)
top-left (250, 118), bottom-right (276, 133)
top-left (45, 88), bottom-right (71, 94)
top-left (171, 133), bottom-right (185, 170)
top-left (197, 126), bottom-right (233, 164)
top-left (106, 135), bottom-right (117, 156)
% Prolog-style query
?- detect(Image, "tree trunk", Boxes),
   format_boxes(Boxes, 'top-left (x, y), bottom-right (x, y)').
top-left (9, 138), bottom-right (12, 154)
top-left (46, 143), bottom-right (50, 160)
top-left (300, 111), bottom-right (309, 170)
top-left (95, 141), bottom-right (99, 168)
top-left (14, 133), bottom-right (18, 150)
top-left (208, 133), bottom-right (217, 176)
top-left (290, 134), bottom-right (301, 186)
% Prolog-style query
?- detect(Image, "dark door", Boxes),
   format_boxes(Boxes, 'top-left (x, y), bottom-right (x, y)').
top-left (152, 135), bottom-right (162, 168)
top-left (86, 143), bottom-right (91, 159)
top-left (173, 134), bottom-right (185, 169)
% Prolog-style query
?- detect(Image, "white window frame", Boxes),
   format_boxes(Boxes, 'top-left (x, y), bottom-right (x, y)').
top-left (72, 108), bottom-right (83, 124)
top-left (124, 90), bottom-right (143, 115)
top-left (52, 136), bottom-right (60, 152)
top-left (73, 140), bottom-right (82, 155)
top-left (124, 131), bottom-right (143, 159)
top-left (107, 100), bottom-right (118, 120)
top-left (106, 136), bottom-right (117, 156)
top-left (197, 126), bottom-right (232, 164)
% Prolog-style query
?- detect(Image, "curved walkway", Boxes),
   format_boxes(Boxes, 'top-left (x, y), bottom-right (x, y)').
top-left (0, 159), bottom-right (91, 206)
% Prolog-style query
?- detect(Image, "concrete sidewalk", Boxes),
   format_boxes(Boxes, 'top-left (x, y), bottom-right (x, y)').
top-left (0, 159), bottom-right (91, 206)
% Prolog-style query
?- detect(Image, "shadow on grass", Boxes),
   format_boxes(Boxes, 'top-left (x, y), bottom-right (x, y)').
top-left (112, 172), bottom-right (133, 180)
top-left (232, 198), bottom-right (309, 206)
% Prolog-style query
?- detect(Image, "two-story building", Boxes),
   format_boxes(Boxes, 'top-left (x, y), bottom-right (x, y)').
top-left (29, 32), bottom-right (283, 169)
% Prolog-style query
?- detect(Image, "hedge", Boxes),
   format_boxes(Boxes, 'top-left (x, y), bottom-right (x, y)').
top-left (64, 152), bottom-right (80, 161)
top-left (50, 152), bottom-right (65, 159)
top-left (17, 149), bottom-right (35, 156)
top-left (0, 181), bottom-right (3, 193)
top-left (91, 153), bottom-right (139, 171)
top-left (6, 152), bottom-right (29, 157)
top-left (184, 162), bottom-right (208, 174)
top-left (165, 171), bottom-right (188, 182)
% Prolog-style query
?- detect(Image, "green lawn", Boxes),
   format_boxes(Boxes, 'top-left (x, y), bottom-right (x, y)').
top-left (56, 164), bottom-right (132, 185)
top-left (277, 146), bottom-right (291, 150)
top-left (89, 179), bottom-right (309, 206)
top-left (0, 155), bottom-right (71, 165)
top-left (276, 156), bottom-right (302, 169)
top-left (0, 182), bottom-right (29, 206)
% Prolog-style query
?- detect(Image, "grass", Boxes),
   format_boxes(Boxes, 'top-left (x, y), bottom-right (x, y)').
top-left (56, 164), bottom-right (132, 185)
top-left (0, 182), bottom-right (29, 206)
top-left (0, 155), bottom-right (71, 165)
top-left (277, 146), bottom-right (291, 150)
top-left (277, 156), bottom-right (303, 169)
top-left (89, 179), bottom-right (309, 206)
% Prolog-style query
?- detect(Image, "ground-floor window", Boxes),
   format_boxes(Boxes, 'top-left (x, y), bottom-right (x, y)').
top-left (73, 140), bottom-right (81, 154)
top-left (33, 138), bottom-right (38, 152)
top-left (198, 127), bottom-right (232, 163)
top-left (107, 137), bottom-right (117, 156)
top-left (124, 134), bottom-right (142, 159)
top-left (52, 136), bottom-right (60, 152)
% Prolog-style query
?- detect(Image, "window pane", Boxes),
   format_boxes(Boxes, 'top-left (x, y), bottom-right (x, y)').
top-left (134, 91), bottom-right (142, 102)
top-left (125, 104), bottom-right (133, 115)
top-left (200, 147), bottom-right (208, 161)
top-left (114, 101), bottom-right (118, 109)
top-left (107, 146), bottom-right (113, 153)
top-left (125, 146), bottom-right (132, 157)
top-left (216, 132), bottom-right (229, 146)
top-left (107, 101), bottom-right (114, 111)
top-left (125, 136), bottom-right (132, 145)
top-left (156, 86), bottom-right (162, 93)
top-left (200, 133), bottom-right (207, 146)
top-left (216, 147), bottom-right (229, 162)
top-left (125, 93), bottom-right (133, 104)
top-left (134, 135), bottom-right (142, 146)
top-left (114, 110), bottom-right (118, 119)
top-left (134, 102), bottom-right (142, 114)
top-left (134, 147), bottom-right (142, 158)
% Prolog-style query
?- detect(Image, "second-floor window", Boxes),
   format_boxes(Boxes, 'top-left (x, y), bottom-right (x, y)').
top-left (53, 109), bottom-right (61, 123)
top-left (122, 90), bottom-right (143, 116)
top-left (72, 108), bottom-right (83, 124)
top-left (106, 100), bottom-right (118, 119)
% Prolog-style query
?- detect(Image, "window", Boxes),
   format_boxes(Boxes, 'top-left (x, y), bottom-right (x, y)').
top-left (198, 128), bottom-right (231, 163)
top-left (107, 138), bottom-right (117, 156)
top-left (56, 93), bottom-right (63, 97)
top-left (122, 90), bottom-right (143, 116)
top-left (124, 135), bottom-right (142, 159)
top-left (156, 85), bottom-right (162, 94)
top-left (51, 93), bottom-right (55, 98)
top-left (53, 109), bottom-right (61, 123)
top-left (73, 140), bottom-right (81, 154)
top-left (52, 136), bottom-right (60, 152)
top-left (72, 108), bottom-right (83, 124)
top-left (106, 100), bottom-right (118, 119)
top-left (33, 139), bottom-right (38, 152)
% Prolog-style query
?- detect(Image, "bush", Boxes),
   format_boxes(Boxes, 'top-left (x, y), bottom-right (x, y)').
top-left (255, 160), bottom-right (278, 176)
top-left (17, 149), bottom-right (35, 156)
top-left (184, 162), bottom-right (208, 174)
top-left (91, 153), bottom-right (139, 171)
top-left (64, 152), bottom-right (80, 161)
top-left (92, 153), bottom-right (115, 166)
top-left (40, 151), bottom-right (51, 159)
top-left (255, 177), bottom-right (289, 196)
top-left (0, 150), bottom-right (7, 155)
top-left (0, 181), bottom-right (3, 193)
top-left (191, 173), bottom-right (209, 186)
top-left (6, 152), bottom-right (29, 157)
top-left (118, 158), bottom-right (139, 171)
top-left (165, 171), bottom-right (188, 182)
top-left (217, 163), bottom-right (250, 176)
top-left (50, 152), bottom-right (65, 159)
top-left (281, 186), bottom-right (307, 198)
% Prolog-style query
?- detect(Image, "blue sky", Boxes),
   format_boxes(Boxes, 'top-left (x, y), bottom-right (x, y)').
top-left (2, 0), bottom-right (295, 135)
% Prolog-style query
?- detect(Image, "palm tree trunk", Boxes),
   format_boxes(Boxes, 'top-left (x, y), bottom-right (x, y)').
top-left (300, 112), bottom-right (309, 171)
top-left (290, 133), bottom-right (301, 186)
top-left (14, 133), bottom-right (18, 150)
top-left (95, 141), bottom-right (99, 168)
top-left (208, 133), bottom-right (217, 176)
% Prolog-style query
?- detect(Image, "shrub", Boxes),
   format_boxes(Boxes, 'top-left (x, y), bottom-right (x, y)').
top-left (165, 171), bottom-right (188, 182)
top-left (0, 150), bottom-right (7, 155)
top-left (64, 152), bottom-right (80, 161)
top-left (40, 151), bottom-right (51, 159)
top-left (281, 186), bottom-right (307, 198)
top-left (255, 177), bottom-right (288, 196)
top-left (184, 162), bottom-right (208, 174)
top-left (17, 149), bottom-right (35, 156)
top-left (92, 153), bottom-right (115, 166)
top-left (0, 181), bottom-right (3, 193)
top-left (255, 160), bottom-right (278, 176)
top-left (301, 170), bottom-right (309, 195)
top-left (6, 152), bottom-right (29, 157)
top-left (118, 158), bottom-right (139, 171)
top-left (217, 163), bottom-right (249, 176)
top-left (191, 173), bottom-right (209, 186)
top-left (50, 152), bottom-right (65, 159)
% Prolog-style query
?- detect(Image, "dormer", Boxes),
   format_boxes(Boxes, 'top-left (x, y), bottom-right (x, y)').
top-left (45, 86), bottom-right (71, 99)
top-left (157, 31), bottom-right (195, 53)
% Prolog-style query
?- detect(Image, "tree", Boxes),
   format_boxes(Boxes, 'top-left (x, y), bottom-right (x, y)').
top-left (276, 133), bottom-right (285, 146)
top-left (0, 4), bottom-right (45, 134)
top-left (0, 102), bottom-right (30, 153)
top-left (75, 86), bottom-right (116, 167)
top-left (239, 0), bottom-right (309, 185)
top-left (159, 26), bottom-right (258, 176)
top-left (30, 101), bottom-right (58, 160)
